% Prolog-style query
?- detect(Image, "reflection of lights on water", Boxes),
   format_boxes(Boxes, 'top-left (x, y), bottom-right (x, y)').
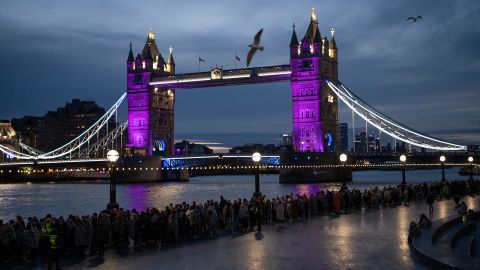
top-left (296, 184), bottom-right (325, 196)
top-left (126, 185), bottom-right (151, 211)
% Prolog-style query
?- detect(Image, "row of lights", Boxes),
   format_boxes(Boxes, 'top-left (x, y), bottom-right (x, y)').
top-left (4, 162), bottom-right (477, 174)
top-left (396, 154), bottom-right (474, 164)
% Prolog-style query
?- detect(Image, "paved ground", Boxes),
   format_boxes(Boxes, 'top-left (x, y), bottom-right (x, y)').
top-left (11, 195), bottom-right (480, 270)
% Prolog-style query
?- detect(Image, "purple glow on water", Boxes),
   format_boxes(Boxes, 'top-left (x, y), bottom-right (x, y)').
top-left (0, 168), bottom-right (472, 220)
top-left (125, 185), bottom-right (150, 211)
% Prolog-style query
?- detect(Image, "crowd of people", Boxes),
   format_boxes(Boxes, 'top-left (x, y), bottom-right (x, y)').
top-left (1, 178), bottom-right (478, 269)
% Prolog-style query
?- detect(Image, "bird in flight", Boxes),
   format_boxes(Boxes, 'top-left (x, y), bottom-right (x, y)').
top-left (246, 29), bottom-right (264, 67)
top-left (407, 16), bottom-right (422, 22)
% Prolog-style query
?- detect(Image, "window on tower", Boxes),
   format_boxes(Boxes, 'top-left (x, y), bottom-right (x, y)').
top-left (328, 95), bottom-right (334, 103)
top-left (301, 59), bottom-right (312, 70)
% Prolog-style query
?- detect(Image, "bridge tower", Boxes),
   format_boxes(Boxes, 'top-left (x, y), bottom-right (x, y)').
top-left (290, 8), bottom-right (339, 153)
top-left (126, 31), bottom-right (175, 156)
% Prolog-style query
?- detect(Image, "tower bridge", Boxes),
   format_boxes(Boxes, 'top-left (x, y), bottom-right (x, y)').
top-left (126, 8), bottom-right (341, 157)
top-left (0, 8), bottom-right (473, 182)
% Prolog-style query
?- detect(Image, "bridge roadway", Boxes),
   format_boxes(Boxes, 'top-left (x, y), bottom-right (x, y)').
top-left (149, 65), bottom-right (291, 88)
top-left (0, 152), bottom-right (476, 169)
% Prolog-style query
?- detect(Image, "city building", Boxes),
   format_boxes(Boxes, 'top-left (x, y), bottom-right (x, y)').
top-left (280, 133), bottom-right (294, 152)
top-left (174, 140), bottom-right (213, 156)
top-left (12, 99), bottom-right (112, 152)
top-left (229, 144), bottom-right (279, 155)
top-left (0, 120), bottom-right (19, 161)
top-left (339, 123), bottom-right (348, 152)
top-left (354, 131), bottom-right (366, 153)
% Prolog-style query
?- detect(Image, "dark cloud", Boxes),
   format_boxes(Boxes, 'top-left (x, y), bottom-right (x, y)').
top-left (0, 0), bottom-right (478, 146)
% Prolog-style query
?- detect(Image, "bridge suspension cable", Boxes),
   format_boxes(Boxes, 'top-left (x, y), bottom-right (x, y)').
top-left (327, 81), bottom-right (466, 151)
top-left (0, 92), bottom-right (127, 160)
top-left (72, 120), bottom-right (128, 159)
top-left (19, 142), bottom-right (44, 156)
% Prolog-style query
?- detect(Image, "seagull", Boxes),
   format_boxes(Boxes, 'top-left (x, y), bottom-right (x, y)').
top-left (407, 16), bottom-right (422, 22)
top-left (246, 29), bottom-right (264, 67)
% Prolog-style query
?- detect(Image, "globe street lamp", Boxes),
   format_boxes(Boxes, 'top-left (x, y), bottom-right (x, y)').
top-left (468, 156), bottom-right (474, 180)
top-left (400, 154), bottom-right (407, 186)
top-left (252, 152), bottom-right (262, 197)
top-left (440, 155), bottom-right (446, 181)
top-left (106, 149), bottom-right (120, 210)
top-left (339, 153), bottom-right (347, 189)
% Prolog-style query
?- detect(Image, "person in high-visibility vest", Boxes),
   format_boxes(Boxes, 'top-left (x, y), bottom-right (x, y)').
top-left (47, 226), bottom-right (60, 270)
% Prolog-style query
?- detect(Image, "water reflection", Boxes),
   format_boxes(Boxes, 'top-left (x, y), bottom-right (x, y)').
top-left (0, 168), bottom-right (473, 220)
top-left (295, 184), bottom-right (325, 196)
top-left (125, 185), bottom-right (151, 211)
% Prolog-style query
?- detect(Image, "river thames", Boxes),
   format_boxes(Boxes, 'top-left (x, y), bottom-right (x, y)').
top-left (0, 167), bottom-right (471, 220)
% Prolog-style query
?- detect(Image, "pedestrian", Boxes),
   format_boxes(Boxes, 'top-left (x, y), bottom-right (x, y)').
top-left (426, 191), bottom-right (434, 215)
top-left (47, 225), bottom-right (60, 270)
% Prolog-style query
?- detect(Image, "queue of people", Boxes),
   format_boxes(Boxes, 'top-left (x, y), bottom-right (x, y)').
top-left (0, 178), bottom-right (478, 269)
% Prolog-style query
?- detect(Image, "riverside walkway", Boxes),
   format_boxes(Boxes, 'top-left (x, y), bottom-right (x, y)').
top-left (11, 195), bottom-right (479, 270)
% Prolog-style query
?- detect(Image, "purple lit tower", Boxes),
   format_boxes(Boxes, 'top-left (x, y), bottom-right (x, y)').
top-left (126, 31), bottom-right (175, 156)
top-left (290, 8), bottom-right (339, 153)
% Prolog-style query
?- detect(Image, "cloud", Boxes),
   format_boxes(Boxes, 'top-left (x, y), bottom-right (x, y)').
top-left (0, 0), bottom-right (479, 147)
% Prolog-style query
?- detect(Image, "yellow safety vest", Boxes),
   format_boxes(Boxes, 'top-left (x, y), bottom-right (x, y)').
top-left (49, 234), bottom-right (58, 249)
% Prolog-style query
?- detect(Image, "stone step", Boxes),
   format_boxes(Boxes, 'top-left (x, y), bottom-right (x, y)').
top-left (434, 221), bottom-right (475, 246)
top-left (411, 214), bottom-right (480, 269)
top-left (452, 235), bottom-right (474, 257)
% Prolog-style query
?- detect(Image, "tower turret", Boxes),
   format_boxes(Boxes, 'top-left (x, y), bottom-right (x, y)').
top-left (322, 36), bottom-right (329, 59)
top-left (329, 28), bottom-right (338, 61)
top-left (166, 46), bottom-right (175, 74)
top-left (302, 8), bottom-right (321, 54)
top-left (141, 30), bottom-right (166, 73)
top-left (313, 27), bottom-right (322, 55)
top-left (135, 53), bottom-right (143, 70)
top-left (290, 23), bottom-right (299, 56)
top-left (144, 43), bottom-right (154, 71)
top-left (127, 42), bottom-right (135, 72)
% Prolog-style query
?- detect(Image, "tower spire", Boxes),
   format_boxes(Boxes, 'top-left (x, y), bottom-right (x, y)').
top-left (127, 42), bottom-right (134, 62)
top-left (290, 23), bottom-right (299, 46)
top-left (167, 45), bottom-right (175, 74)
top-left (311, 7), bottom-right (317, 21)
top-left (148, 27), bottom-right (154, 40)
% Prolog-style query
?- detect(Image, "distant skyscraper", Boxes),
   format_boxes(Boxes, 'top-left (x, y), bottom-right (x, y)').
top-left (355, 131), bottom-right (367, 153)
top-left (339, 123), bottom-right (348, 152)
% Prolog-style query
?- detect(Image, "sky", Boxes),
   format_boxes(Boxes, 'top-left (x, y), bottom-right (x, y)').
top-left (0, 0), bottom-right (479, 150)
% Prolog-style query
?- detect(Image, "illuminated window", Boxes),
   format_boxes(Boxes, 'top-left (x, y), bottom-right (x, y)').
top-left (328, 95), bottom-right (334, 103)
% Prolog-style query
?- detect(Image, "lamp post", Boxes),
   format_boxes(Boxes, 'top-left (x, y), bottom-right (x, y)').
top-left (468, 156), bottom-right (474, 180)
top-left (339, 153), bottom-right (347, 189)
top-left (440, 155), bottom-right (446, 181)
top-left (252, 152), bottom-right (262, 197)
top-left (106, 149), bottom-right (119, 210)
top-left (400, 154), bottom-right (407, 186)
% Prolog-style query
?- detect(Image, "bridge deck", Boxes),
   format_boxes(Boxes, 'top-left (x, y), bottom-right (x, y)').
top-left (149, 65), bottom-right (291, 89)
